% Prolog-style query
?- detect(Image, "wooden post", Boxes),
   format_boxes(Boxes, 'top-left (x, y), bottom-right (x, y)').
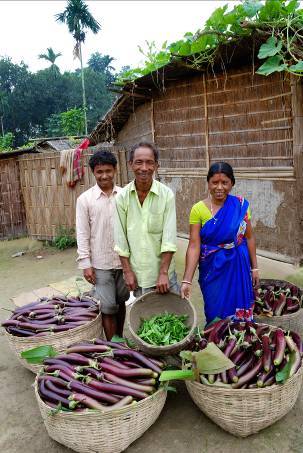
top-left (290, 76), bottom-right (303, 263)
top-left (203, 73), bottom-right (210, 171)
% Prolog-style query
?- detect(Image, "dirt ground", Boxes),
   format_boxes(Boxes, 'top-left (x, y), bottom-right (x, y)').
top-left (1, 237), bottom-right (303, 453)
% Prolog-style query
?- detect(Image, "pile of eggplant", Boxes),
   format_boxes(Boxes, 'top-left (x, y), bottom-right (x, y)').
top-left (37, 339), bottom-right (164, 411)
top-left (254, 283), bottom-right (302, 317)
top-left (192, 320), bottom-right (302, 388)
top-left (1, 296), bottom-right (99, 337)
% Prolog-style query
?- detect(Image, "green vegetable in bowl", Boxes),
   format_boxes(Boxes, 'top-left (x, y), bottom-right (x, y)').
top-left (137, 312), bottom-right (189, 346)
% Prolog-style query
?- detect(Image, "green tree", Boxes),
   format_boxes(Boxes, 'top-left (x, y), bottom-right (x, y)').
top-left (61, 107), bottom-right (85, 135)
top-left (38, 47), bottom-right (62, 72)
top-left (55, 0), bottom-right (101, 135)
top-left (88, 52), bottom-right (115, 84)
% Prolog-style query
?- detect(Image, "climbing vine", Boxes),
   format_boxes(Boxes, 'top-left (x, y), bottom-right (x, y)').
top-left (116, 0), bottom-right (303, 85)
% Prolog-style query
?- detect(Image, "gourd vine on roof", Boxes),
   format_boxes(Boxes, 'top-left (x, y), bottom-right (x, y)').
top-left (115, 0), bottom-right (303, 86)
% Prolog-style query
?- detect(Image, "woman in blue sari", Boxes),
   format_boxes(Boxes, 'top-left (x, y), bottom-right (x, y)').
top-left (181, 162), bottom-right (259, 325)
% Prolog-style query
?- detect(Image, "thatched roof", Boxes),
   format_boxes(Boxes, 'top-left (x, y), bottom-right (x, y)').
top-left (89, 36), bottom-right (262, 146)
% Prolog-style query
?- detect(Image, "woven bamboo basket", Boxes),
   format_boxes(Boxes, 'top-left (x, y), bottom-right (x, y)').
top-left (4, 313), bottom-right (103, 373)
top-left (34, 382), bottom-right (167, 453)
top-left (186, 367), bottom-right (303, 437)
top-left (254, 279), bottom-right (303, 335)
top-left (127, 290), bottom-right (197, 356)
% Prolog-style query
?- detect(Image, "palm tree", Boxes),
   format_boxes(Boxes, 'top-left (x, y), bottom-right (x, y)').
top-left (55, 0), bottom-right (101, 135)
top-left (38, 47), bottom-right (62, 72)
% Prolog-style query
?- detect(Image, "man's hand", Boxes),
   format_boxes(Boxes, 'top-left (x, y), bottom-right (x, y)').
top-left (83, 267), bottom-right (96, 285)
top-left (123, 270), bottom-right (138, 292)
top-left (156, 272), bottom-right (169, 294)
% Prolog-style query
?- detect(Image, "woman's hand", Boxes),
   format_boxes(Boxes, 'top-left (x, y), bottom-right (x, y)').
top-left (252, 269), bottom-right (260, 287)
top-left (181, 282), bottom-right (191, 300)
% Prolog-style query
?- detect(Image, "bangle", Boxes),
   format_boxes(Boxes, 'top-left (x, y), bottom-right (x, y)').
top-left (182, 280), bottom-right (192, 285)
top-left (251, 268), bottom-right (259, 272)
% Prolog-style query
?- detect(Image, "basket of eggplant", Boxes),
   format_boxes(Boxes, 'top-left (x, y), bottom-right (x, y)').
top-left (184, 319), bottom-right (303, 437)
top-left (1, 295), bottom-right (103, 372)
top-left (34, 339), bottom-right (167, 453)
top-left (254, 279), bottom-right (303, 334)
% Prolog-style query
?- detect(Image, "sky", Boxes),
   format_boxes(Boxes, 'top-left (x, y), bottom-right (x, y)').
top-left (0, 1), bottom-right (240, 73)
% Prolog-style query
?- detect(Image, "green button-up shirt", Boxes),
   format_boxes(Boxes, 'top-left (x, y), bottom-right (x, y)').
top-left (114, 179), bottom-right (177, 288)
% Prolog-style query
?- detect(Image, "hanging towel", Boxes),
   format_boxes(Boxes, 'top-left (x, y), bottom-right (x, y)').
top-left (59, 138), bottom-right (90, 187)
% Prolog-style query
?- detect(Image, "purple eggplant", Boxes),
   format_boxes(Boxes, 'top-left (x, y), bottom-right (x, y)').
top-left (38, 378), bottom-right (70, 407)
top-left (87, 378), bottom-right (148, 400)
top-left (66, 345), bottom-right (110, 354)
top-left (274, 293), bottom-right (286, 316)
top-left (237, 355), bottom-right (254, 377)
top-left (68, 380), bottom-right (119, 404)
top-left (103, 372), bottom-right (154, 393)
top-left (112, 349), bottom-right (161, 373)
top-left (262, 335), bottom-right (272, 372)
top-left (232, 359), bottom-right (263, 389)
top-left (100, 362), bottom-right (156, 378)
top-left (227, 367), bottom-right (238, 383)
top-left (273, 329), bottom-right (286, 366)
top-left (223, 338), bottom-right (237, 358)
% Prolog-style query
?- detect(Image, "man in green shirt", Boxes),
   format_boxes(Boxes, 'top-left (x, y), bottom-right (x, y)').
top-left (114, 142), bottom-right (179, 296)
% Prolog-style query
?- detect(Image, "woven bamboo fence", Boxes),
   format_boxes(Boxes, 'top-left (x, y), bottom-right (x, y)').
top-left (18, 147), bottom-right (128, 240)
top-left (0, 155), bottom-right (27, 239)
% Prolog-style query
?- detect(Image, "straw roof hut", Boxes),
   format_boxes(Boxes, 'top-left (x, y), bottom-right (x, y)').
top-left (89, 37), bottom-right (303, 264)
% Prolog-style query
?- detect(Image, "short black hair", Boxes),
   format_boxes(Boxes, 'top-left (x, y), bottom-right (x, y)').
top-left (207, 162), bottom-right (235, 185)
top-left (129, 141), bottom-right (159, 163)
top-left (89, 150), bottom-right (117, 171)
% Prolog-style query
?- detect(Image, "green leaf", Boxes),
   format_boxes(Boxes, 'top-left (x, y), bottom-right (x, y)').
top-left (110, 335), bottom-right (126, 343)
top-left (193, 342), bottom-right (235, 374)
top-left (178, 41), bottom-right (192, 56)
top-left (258, 36), bottom-right (283, 59)
top-left (276, 351), bottom-right (296, 383)
top-left (191, 34), bottom-right (217, 54)
top-left (159, 369), bottom-right (194, 382)
top-left (259, 0), bottom-right (284, 21)
top-left (285, 0), bottom-right (300, 14)
top-left (256, 56), bottom-right (287, 76)
top-left (289, 60), bottom-right (303, 72)
top-left (179, 350), bottom-right (193, 361)
top-left (21, 345), bottom-right (57, 364)
top-left (205, 5), bottom-right (228, 30)
top-left (242, 0), bottom-right (263, 18)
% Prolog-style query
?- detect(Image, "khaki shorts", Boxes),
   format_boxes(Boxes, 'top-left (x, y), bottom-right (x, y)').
top-left (134, 271), bottom-right (180, 297)
top-left (93, 269), bottom-right (130, 315)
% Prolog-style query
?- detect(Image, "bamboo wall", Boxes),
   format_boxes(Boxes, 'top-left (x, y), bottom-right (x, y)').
top-left (115, 67), bottom-right (302, 262)
top-left (19, 147), bottom-right (127, 240)
top-left (0, 156), bottom-right (27, 239)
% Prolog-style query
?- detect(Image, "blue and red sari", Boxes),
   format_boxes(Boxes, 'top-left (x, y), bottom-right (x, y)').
top-left (199, 194), bottom-right (254, 324)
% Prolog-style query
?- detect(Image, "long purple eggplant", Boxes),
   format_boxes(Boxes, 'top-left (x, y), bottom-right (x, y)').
top-left (232, 359), bottom-right (263, 389)
top-left (102, 357), bottom-right (130, 369)
top-left (103, 372), bottom-right (154, 393)
top-left (112, 349), bottom-right (161, 373)
top-left (66, 345), bottom-right (110, 354)
top-left (55, 353), bottom-right (98, 368)
top-left (262, 335), bottom-right (272, 372)
top-left (237, 355), bottom-right (254, 377)
top-left (45, 380), bottom-right (72, 397)
top-left (87, 378), bottom-right (149, 400)
top-left (273, 329), bottom-right (286, 366)
top-left (94, 338), bottom-right (129, 349)
top-left (68, 380), bottom-right (119, 404)
top-left (100, 362), bottom-right (156, 378)
top-left (224, 338), bottom-right (237, 358)
top-left (38, 378), bottom-right (70, 407)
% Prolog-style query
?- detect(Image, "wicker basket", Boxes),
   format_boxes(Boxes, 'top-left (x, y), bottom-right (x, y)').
top-left (254, 279), bottom-right (303, 335)
top-left (4, 313), bottom-right (103, 373)
top-left (34, 382), bottom-right (167, 453)
top-left (127, 291), bottom-right (197, 356)
top-left (186, 367), bottom-right (303, 437)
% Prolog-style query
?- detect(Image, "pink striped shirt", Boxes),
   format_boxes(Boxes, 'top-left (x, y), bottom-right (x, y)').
top-left (76, 184), bottom-right (122, 270)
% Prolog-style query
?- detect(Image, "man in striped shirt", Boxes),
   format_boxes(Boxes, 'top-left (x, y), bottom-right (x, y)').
top-left (76, 150), bottom-right (129, 339)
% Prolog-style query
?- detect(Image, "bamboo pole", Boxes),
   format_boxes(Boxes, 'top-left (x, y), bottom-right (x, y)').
top-left (203, 74), bottom-right (210, 171)
top-left (290, 76), bottom-right (303, 263)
